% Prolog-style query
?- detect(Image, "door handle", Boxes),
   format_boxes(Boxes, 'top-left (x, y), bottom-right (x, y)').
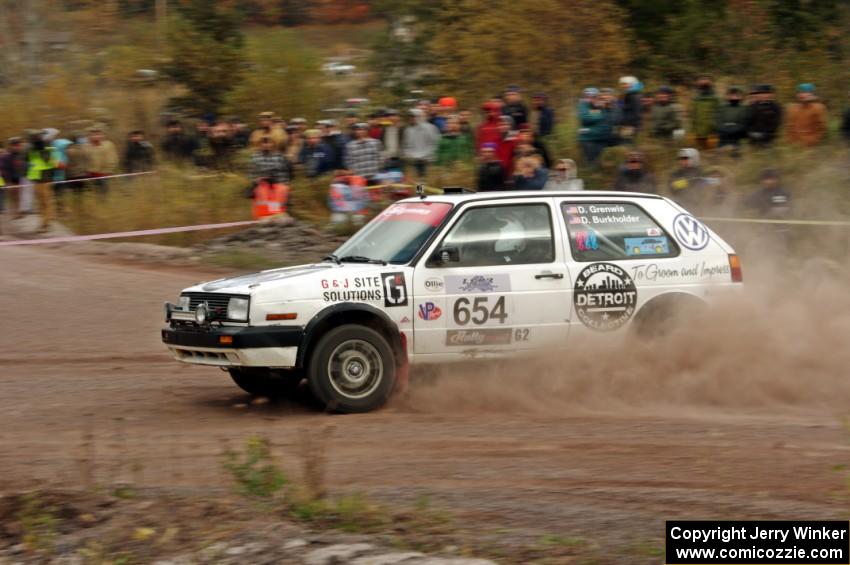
top-left (535, 272), bottom-right (564, 280)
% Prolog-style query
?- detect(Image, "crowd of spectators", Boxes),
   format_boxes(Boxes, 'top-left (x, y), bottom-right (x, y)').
top-left (1, 75), bottom-right (845, 230)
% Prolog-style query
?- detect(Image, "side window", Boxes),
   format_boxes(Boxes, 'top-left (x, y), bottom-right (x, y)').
top-left (562, 202), bottom-right (679, 262)
top-left (437, 204), bottom-right (554, 267)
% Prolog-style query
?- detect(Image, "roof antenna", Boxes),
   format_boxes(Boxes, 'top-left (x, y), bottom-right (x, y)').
top-left (416, 182), bottom-right (426, 199)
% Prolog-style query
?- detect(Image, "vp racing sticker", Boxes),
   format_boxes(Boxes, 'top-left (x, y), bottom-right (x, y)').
top-left (418, 301), bottom-right (442, 321)
top-left (672, 213), bottom-right (710, 251)
top-left (574, 262), bottom-right (638, 332)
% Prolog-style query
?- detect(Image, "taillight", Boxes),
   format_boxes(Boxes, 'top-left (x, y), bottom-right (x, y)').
top-left (729, 254), bottom-right (743, 282)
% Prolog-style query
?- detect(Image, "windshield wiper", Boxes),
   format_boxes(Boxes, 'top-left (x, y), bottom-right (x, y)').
top-left (322, 254), bottom-right (341, 265)
top-left (339, 255), bottom-right (388, 265)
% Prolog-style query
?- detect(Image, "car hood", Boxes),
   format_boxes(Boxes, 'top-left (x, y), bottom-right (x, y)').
top-left (182, 262), bottom-right (392, 299)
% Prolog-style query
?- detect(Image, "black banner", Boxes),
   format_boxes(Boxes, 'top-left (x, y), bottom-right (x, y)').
top-left (666, 521), bottom-right (850, 564)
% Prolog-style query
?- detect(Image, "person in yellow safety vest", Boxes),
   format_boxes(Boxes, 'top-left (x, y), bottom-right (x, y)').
top-left (27, 138), bottom-right (60, 231)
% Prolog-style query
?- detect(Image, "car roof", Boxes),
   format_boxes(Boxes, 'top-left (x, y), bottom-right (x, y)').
top-left (398, 190), bottom-right (664, 205)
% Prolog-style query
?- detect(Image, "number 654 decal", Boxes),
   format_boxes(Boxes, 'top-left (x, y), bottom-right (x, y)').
top-left (453, 296), bottom-right (508, 326)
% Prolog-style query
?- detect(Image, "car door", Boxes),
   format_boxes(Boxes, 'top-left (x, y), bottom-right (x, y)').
top-left (412, 198), bottom-right (571, 356)
top-left (557, 198), bottom-right (682, 333)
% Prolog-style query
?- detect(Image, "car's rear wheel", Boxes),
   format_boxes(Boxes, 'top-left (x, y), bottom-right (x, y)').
top-left (632, 294), bottom-right (706, 339)
top-left (228, 367), bottom-right (303, 397)
top-left (307, 325), bottom-right (396, 413)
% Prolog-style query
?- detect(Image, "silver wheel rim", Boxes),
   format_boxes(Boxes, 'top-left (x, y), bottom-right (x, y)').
top-left (327, 339), bottom-right (383, 400)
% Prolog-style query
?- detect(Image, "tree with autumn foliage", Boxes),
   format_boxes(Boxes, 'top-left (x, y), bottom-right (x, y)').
top-left (371, 0), bottom-right (632, 105)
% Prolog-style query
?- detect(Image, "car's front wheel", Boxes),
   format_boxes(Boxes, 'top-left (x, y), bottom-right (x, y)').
top-left (307, 325), bottom-right (396, 413)
top-left (228, 367), bottom-right (303, 397)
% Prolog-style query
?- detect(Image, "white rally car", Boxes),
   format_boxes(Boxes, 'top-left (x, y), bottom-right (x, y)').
top-left (163, 190), bottom-right (742, 412)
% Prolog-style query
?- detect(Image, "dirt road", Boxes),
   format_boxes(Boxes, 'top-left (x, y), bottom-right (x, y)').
top-left (2, 245), bottom-right (850, 560)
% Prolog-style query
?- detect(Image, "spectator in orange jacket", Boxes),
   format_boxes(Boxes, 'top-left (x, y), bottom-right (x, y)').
top-left (786, 83), bottom-right (827, 147)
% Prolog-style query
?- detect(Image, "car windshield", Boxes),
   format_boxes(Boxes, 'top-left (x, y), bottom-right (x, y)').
top-left (331, 202), bottom-right (453, 264)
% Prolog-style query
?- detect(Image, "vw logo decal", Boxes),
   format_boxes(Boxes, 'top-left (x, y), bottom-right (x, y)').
top-left (672, 213), bottom-right (710, 251)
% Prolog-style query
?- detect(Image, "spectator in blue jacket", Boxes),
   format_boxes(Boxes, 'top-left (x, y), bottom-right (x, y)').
top-left (617, 76), bottom-right (643, 142)
top-left (512, 156), bottom-right (549, 190)
top-left (578, 88), bottom-right (612, 165)
top-left (533, 93), bottom-right (555, 138)
top-left (299, 129), bottom-right (335, 178)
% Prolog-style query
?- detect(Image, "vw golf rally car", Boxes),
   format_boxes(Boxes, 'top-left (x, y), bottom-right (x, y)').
top-left (162, 190), bottom-right (742, 413)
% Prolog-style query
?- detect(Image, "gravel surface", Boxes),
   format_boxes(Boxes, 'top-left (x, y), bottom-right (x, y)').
top-left (1, 245), bottom-right (849, 563)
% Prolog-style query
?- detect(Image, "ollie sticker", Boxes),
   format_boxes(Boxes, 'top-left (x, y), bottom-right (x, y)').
top-left (672, 213), bottom-right (710, 251)
top-left (424, 277), bottom-right (444, 293)
top-left (574, 262), bottom-right (638, 331)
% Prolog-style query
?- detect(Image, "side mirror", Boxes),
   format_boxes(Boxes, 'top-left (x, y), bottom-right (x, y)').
top-left (428, 246), bottom-right (460, 267)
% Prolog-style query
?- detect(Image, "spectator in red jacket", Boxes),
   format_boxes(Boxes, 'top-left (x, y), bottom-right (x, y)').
top-left (496, 116), bottom-right (519, 180)
top-left (476, 100), bottom-right (503, 150)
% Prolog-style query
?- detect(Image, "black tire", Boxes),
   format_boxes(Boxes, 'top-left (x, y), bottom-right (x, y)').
top-left (228, 367), bottom-right (303, 397)
top-left (307, 325), bottom-right (396, 414)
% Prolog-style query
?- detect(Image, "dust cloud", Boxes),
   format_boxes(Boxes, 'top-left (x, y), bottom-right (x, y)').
top-left (399, 251), bottom-right (850, 418)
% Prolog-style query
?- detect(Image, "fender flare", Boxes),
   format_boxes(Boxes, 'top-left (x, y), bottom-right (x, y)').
top-left (295, 302), bottom-right (400, 368)
top-left (631, 291), bottom-right (706, 335)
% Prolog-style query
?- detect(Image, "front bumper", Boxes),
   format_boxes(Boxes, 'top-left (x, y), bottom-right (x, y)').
top-left (162, 325), bottom-right (303, 368)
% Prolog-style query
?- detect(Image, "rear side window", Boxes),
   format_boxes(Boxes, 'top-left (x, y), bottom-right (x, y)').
top-left (562, 202), bottom-right (679, 262)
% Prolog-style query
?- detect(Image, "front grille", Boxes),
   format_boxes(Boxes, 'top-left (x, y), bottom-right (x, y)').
top-left (181, 292), bottom-right (248, 323)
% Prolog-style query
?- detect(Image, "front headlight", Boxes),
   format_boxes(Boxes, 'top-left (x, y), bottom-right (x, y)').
top-left (227, 297), bottom-right (250, 321)
top-left (195, 302), bottom-right (209, 325)
top-left (178, 296), bottom-right (191, 311)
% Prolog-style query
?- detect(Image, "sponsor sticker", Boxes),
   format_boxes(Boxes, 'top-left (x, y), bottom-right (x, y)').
top-left (424, 277), bottom-right (444, 293)
top-left (446, 328), bottom-right (513, 346)
top-left (322, 275), bottom-right (384, 302)
top-left (323, 289), bottom-right (383, 302)
top-left (574, 262), bottom-right (638, 331)
top-left (381, 272), bottom-right (409, 307)
top-left (446, 274), bottom-right (511, 293)
top-left (630, 261), bottom-right (730, 282)
top-left (418, 302), bottom-right (442, 321)
top-left (672, 213), bottom-right (710, 250)
top-left (624, 236), bottom-right (670, 256)
top-left (377, 202), bottom-right (452, 226)
top-left (575, 230), bottom-right (599, 251)
top-left (646, 227), bottom-right (662, 236)
top-left (399, 316), bottom-right (411, 324)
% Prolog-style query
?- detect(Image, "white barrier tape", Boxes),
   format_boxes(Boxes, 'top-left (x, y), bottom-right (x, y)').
top-left (0, 170), bottom-right (157, 190)
top-left (0, 220), bottom-right (259, 247)
top-left (703, 216), bottom-right (850, 227)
